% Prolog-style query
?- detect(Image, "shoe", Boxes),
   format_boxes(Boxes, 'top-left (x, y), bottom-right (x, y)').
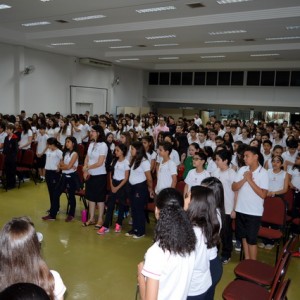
top-left (265, 244), bottom-right (274, 250)
top-left (65, 215), bottom-right (74, 222)
top-left (125, 229), bottom-right (135, 237)
top-left (82, 220), bottom-right (96, 227)
top-left (133, 233), bottom-right (145, 239)
top-left (97, 227), bottom-right (109, 235)
top-left (258, 242), bottom-right (265, 249)
top-left (221, 257), bottom-right (231, 265)
top-left (115, 223), bottom-right (122, 233)
top-left (95, 222), bottom-right (103, 229)
top-left (42, 215), bottom-right (56, 221)
top-left (235, 242), bottom-right (241, 252)
top-left (23, 178), bottom-right (30, 182)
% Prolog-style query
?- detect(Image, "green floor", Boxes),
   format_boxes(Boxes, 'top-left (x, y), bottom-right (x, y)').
top-left (0, 181), bottom-right (299, 300)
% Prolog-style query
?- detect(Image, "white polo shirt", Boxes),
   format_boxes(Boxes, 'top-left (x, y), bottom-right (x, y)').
top-left (288, 168), bottom-right (300, 190)
top-left (36, 134), bottom-right (49, 154)
top-left (185, 169), bottom-right (210, 191)
top-left (268, 169), bottom-right (286, 192)
top-left (129, 159), bottom-right (150, 185)
top-left (87, 142), bottom-right (108, 175)
top-left (62, 152), bottom-right (78, 174)
top-left (235, 165), bottom-right (269, 216)
top-left (113, 159), bottom-right (130, 181)
top-left (45, 149), bottom-right (63, 171)
top-left (155, 159), bottom-right (177, 194)
top-left (19, 129), bottom-right (33, 149)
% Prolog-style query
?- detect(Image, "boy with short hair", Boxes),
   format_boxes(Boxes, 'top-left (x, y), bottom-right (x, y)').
top-left (262, 140), bottom-right (272, 163)
top-left (283, 139), bottom-right (298, 172)
top-left (232, 146), bottom-right (268, 260)
top-left (36, 125), bottom-right (48, 182)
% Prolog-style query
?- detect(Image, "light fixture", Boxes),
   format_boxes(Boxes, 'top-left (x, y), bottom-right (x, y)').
top-left (40, 0), bottom-right (52, 2)
top-left (286, 26), bottom-right (300, 30)
top-left (72, 15), bottom-right (106, 21)
top-left (158, 57), bottom-right (179, 60)
top-left (109, 46), bottom-right (132, 49)
top-left (145, 35), bottom-right (176, 40)
top-left (204, 40), bottom-right (234, 44)
top-left (154, 43), bottom-right (179, 47)
top-left (201, 55), bottom-right (226, 58)
top-left (0, 4), bottom-right (11, 9)
top-left (94, 39), bottom-right (122, 43)
top-left (136, 6), bottom-right (176, 13)
top-left (209, 30), bottom-right (246, 35)
top-left (250, 53), bottom-right (279, 57)
top-left (266, 36), bottom-right (300, 40)
top-left (119, 58), bottom-right (140, 61)
top-left (22, 21), bottom-right (51, 27)
top-left (51, 42), bottom-right (75, 46)
top-left (217, 0), bottom-right (252, 4)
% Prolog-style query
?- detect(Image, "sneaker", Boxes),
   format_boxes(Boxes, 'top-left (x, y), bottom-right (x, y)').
top-left (133, 233), bottom-right (145, 239)
top-left (265, 244), bottom-right (274, 250)
top-left (235, 241), bottom-right (241, 252)
top-left (221, 257), bottom-right (231, 265)
top-left (65, 215), bottom-right (74, 222)
top-left (115, 223), bottom-right (122, 233)
top-left (42, 215), bottom-right (55, 221)
top-left (97, 226), bottom-right (109, 235)
top-left (125, 229), bottom-right (135, 237)
top-left (258, 242), bottom-right (265, 249)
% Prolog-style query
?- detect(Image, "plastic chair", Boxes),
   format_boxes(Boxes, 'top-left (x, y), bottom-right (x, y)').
top-left (175, 180), bottom-right (185, 195)
top-left (222, 252), bottom-right (291, 300)
top-left (234, 236), bottom-right (296, 287)
top-left (16, 149), bottom-right (37, 187)
top-left (273, 279), bottom-right (291, 300)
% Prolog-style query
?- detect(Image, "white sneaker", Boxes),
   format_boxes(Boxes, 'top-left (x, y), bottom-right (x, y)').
top-left (265, 244), bottom-right (274, 250)
top-left (258, 242), bottom-right (265, 249)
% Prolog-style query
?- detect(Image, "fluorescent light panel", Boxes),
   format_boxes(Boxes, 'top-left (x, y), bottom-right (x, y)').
top-left (209, 30), bottom-right (246, 35)
top-left (154, 43), bottom-right (179, 47)
top-left (109, 46), bottom-right (132, 49)
top-left (0, 4), bottom-right (11, 9)
top-left (136, 6), bottom-right (176, 13)
top-left (158, 57), bottom-right (179, 60)
top-left (250, 53), bottom-right (279, 57)
top-left (145, 35), bottom-right (176, 40)
top-left (204, 40), bottom-right (234, 44)
top-left (72, 15), bottom-right (106, 21)
top-left (286, 26), bottom-right (300, 30)
top-left (217, 0), bottom-right (252, 4)
top-left (266, 36), bottom-right (300, 40)
top-left (51, 42), bottom-right (75, 46)
top-left (201, 55), bottom-right (226, 58)
top-left (22, 21), bottom-right (51, 27)
top-left (119, 58), bottom-right (140, 61)
top-left (94, 39), bottom-right (122, 43)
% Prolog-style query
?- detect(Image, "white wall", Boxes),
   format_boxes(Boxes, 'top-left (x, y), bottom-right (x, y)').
top-left (0, 43), bottom-right (145, 116)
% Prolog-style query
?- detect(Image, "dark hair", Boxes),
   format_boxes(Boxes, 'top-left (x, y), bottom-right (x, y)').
top-left (21, 120), bottom-right (31, 135)
top-left (46, 137), bottom-right (61, 149)
top-left (63, 136), bottom-right (78, 159)
top-left (215, 149), bottom-right (232, 166)
top-left (58, 118), bottom-right (69, 135)
top-left (141, 135), bottom-right (154, 155)
top-left (189, 142), bottom-right (200, 152)
top-left (244, 145), bottom-right (264, 166)
top-left (0, 283), bottom-right (50, 300)
top-left (0, 122), bottom-right (6, 131)
top-left (287, 139), bottom-right (298, 149)
top-left (91, 125), bottom-right (105, 143)
top-left (120, 131), bottom-right (132, 151)
top-left (272, 145), bottom-right (284, 153)
top-left (130, 141), bottom-right (147, 170)
top-left (223, 132), bottom-right (234, 143)
top-left (0, 217), bottom-right (54, 298)
top-left (194, 151), bottom-right (207, 164)
top-left (158, 141), bottom-right (173, 154)
top-left (187, 186), bottom-right (220, 248)
top-left (111, 143), bottom-right (128, 176)
top-left (271, 155), bottom-right (284, 164)
top-left (292, 153), bottom-right (300, 171)
top-left (263, 139), bottom-right (272, 147)
top-left (203, 146), bottom-right (214, 158)
top-left (155, 188), bottom-right (196, 255)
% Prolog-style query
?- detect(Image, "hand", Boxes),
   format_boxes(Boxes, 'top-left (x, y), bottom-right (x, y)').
top-left (83, 171), bottom-right (89, 180)
top-left (243, 171), bottom-right (252, 182)
top-left (137, 261), bottom-right (144, 277)
top-left (149, 190), bottom-right (155, 198)
top-left (111, 186), bottom-right (118, 194)
top-left (230, 210), bottom-right (236, 219)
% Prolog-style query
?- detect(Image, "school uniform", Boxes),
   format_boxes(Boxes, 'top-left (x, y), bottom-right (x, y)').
top-left (155, 159), bottom-right (177, 194)
top-left (184, 169), bottom-right (210, 191)
top-left (3, 134), bottom-right (18, 189)
top-left (36, 134), bottom-right (49, 169)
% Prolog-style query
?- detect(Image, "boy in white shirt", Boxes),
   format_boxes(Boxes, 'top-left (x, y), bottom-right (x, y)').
top-left (283, 139), bottom-right (298, 172)
top-left (155, 142), bottom-right (177, 194)
top-left (36, 125), bottom-right (49, 182)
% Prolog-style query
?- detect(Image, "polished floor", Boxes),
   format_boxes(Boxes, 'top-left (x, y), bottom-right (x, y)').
top-left (0, 181), bottom-right (299, 300)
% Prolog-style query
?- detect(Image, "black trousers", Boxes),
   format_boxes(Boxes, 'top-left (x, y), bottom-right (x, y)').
top-left (45, 170), bottom-right (61, 214)
top-left (221, 214), bottom-right (233, 259)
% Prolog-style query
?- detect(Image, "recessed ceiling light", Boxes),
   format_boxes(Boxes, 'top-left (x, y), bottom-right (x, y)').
top-left (145, 35), bottom-right (176, 40)
top-left (158, 57), bottom-right (179, 60)
top-left (136, 6), bottom-right (176, 13)
top-left (0, 4), bottom-right (11, 9)
top-left (119, 58), bottom-right (140, 61)
top-left (51, 42), bottom-right (75, 46)
top-left (109, 46), bottom-right (133, 49)
top-left (22, 21), bottom-right (51, 27)
top-left (286, 26), bottom-right (300, 30)
top-left (201, 55), bottom-right (226, 58)
top-left (154, 43), bottom-right (179, 47)
top-left (209, 30), bottom-right (246, 35)
top-left (72, 15), bottom-right (106, 21)
top-left (266, 36), bottom-right (300, 40)
top-left (217, 0), bottom-right (252, 4)
top-left (204, 40), bottom-right (234, 44)
top-left (94, 39), bottom-right (122, 43)
top-left (40, 0), bottom-right (52, 2)
top-left (250, 53), bottom-right (279, 57)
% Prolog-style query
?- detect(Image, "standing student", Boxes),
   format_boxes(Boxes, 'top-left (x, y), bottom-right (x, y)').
top-left (283, 139), bottom-right (298, 172)
top-left (184, 152), bottom-right (210, 197)
top-left (142, 135), bottom-right (157, 174)
top-left (125, 141), bottom-right (154, 238)
top-left (57, 118), bottom-right (71, 146)
top-left (264, 145), bottom-right (283, 170)
top-left (71, 117), bottom-right (83, 144)
top-left (41, 138), bottom-right (62, 220)
top-left (3, 124), bottom-right (18, 190)
top-left (288, 153), bottom-right (300, 219)
top-left (0, 122), bottom-right (7, 153)
top-left (42, 137), bottom-right (79, 222)
top-left (36, 125), bottom-right (48, 182)
top-left (182, 143), bottom-right (200, 180)
top-left (82, 125), bottom-right (108, 228)
top-left (232, 146), bottom-right (269, 260)
top-left (155, 141), bottom-right (177, 195)
top-left (212, 150), bottom-right (237, 264)
top-left (138, 188), bottom-right (196, 300)
top-left (18, 120), bottom-right (33, 151)
top-left (119, 131), bottom-right (132, 162)
top-left (97, 144), bottom-right (130, 234)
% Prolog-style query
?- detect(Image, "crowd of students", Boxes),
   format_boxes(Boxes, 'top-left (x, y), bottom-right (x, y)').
top-left (1, 110), bottom-right (300, 299)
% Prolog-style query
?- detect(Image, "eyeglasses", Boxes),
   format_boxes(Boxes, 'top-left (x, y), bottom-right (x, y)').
top-left (192, 157), bottom-right (202, 161)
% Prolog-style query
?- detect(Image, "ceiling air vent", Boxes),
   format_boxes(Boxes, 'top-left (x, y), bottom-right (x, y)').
top-left (244, 39), bottom-right (255, 42)
top-left (137, 45), bottom-right (147, 47)
top-left (55, 20), bottom-right (69, 23)
top-left (79, 58), bottom-right (112, 68)
top-left (187, 3), bottom-right (205, 8)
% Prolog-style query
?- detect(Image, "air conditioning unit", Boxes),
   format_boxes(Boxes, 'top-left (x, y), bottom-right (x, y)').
top-left (78, 58), bottom-right (112, 68)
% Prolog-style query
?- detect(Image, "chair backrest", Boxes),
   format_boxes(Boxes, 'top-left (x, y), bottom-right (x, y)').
top-left (77, 144), bottom-right (85, 163)
top-left (76, 165), bottom-right (84, 184)
top-left (268, 252), bottom-right (291, 299)
top-left (283, 189), bottom-right (294, 213)
top-left (16, 149), bottom-right (23, 164)
top-left (261, 196), bottom-right (286, 226)
top-left (21, 149), bottom-right (35, 166)
top-left (0, 153), bottom-right (5, 171)
top-left (273, 279), bottom-right (291, 300)
top-left (175, 180), bottom-right (185, 195)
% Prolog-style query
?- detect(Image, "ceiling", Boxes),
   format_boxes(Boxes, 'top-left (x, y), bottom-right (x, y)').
top-left (0, 0), bottom-right (300, 70)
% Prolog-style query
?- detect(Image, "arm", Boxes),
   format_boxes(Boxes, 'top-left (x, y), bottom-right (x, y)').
top-left (171, 174), bottom-right (177, 189)
top-left (244, 171), bottom-right (268, 199)
top-left (87, 155), bottom-right (105, 170)
top-left (183, 183), bottom-right (189, 198)
top-left (232, 177), bottom-right (247, 191)
top-left (268, 173), bottom-right (289, 196)
top-left (111, 170), bottom-right (129, 194)
top-left (230, 191), bottom-right (238, 219)
top-left (145, 170), bottom-right (154, 198)
top-left (19, 134), bottom-right (33, 149)
top-left (60, 153), bottom-right (78, 171)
